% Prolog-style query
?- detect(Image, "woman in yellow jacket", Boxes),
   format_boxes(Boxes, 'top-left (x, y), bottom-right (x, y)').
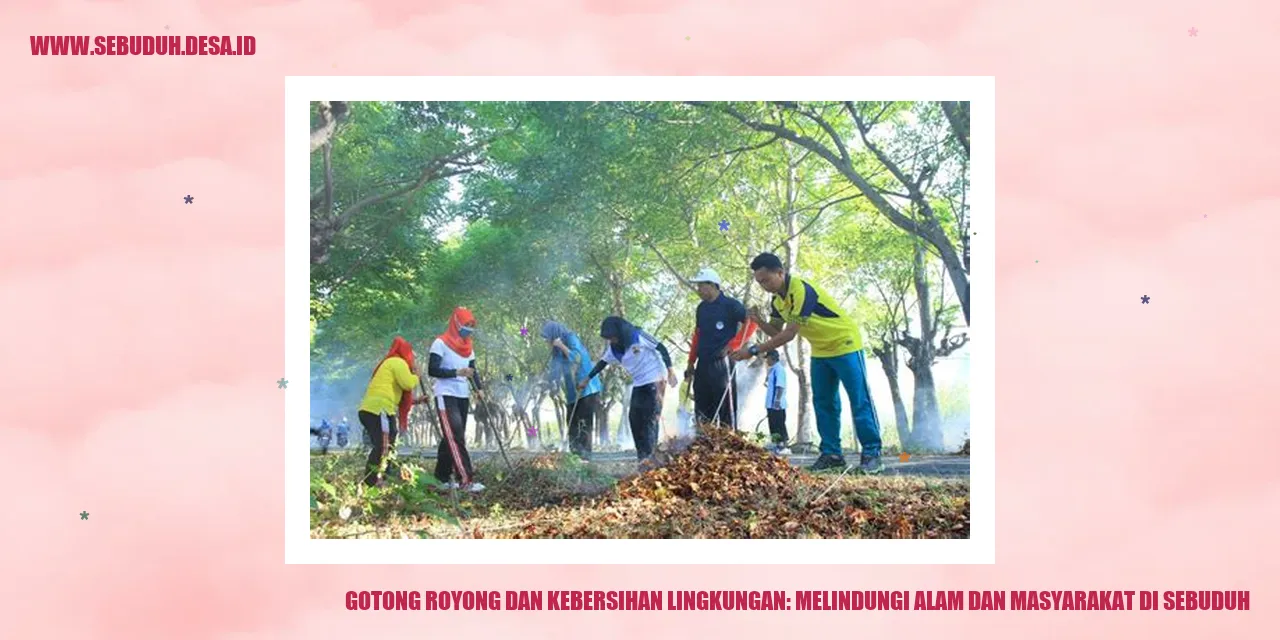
top-left (357, 336), bottom-right (420, 486)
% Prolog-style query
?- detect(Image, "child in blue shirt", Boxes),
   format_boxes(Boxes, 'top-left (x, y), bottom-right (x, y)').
top-left (764, 351), bottom-right (790, 455)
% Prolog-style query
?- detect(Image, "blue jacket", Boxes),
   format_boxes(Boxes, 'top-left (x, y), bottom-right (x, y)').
top-left (548, 333), bottom-right (603, 403)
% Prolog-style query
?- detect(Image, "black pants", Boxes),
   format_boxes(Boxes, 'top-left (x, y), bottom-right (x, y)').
top-left (358, 410), bottom-right (398, 486)
top-left (766, 408), bottom-right (789, 444)
top-left (434, 396), bottom-right (474, 484)
top-left (693, 356), bottom-right (737, 429)
top-left (568, 393), bottom-right (599, 457)
top-left (310, 427), bottom-right (331, 454)
top-left (629, 383), bottom-right (661, 460)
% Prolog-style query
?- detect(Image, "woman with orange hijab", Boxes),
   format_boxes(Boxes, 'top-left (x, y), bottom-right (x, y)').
top-left (357, 336), bottom-right (420, 486)
top-left (428, 307), bottom-right (486, 492)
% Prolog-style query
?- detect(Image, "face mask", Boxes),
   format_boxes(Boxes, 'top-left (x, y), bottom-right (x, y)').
top-left (459, 326), bottom-right (475, 338)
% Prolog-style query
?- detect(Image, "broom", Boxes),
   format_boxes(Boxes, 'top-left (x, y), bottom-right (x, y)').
top-left (469, 377), bottom-right (513, 472)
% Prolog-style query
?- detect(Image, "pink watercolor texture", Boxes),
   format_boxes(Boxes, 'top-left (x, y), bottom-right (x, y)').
top-left (2, 0), bottom-right (1280, 638)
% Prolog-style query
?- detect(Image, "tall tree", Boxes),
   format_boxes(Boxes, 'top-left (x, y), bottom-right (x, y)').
top-left (839, 219), bottom-right (916, 450)
top-left (309, 100), bottom-right (971, 454)
top-left (687, 101), bottom-right (971, 325)
top-left (309, 102), bottom-right (522, 300)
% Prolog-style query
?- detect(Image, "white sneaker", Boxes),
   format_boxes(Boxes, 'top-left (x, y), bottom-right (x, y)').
top-left (466, 482), bottom-right (486, 493)
top-left (443, 481), bottom-right (460, 490)
top-left (776, 446), bottom-right (791, 456)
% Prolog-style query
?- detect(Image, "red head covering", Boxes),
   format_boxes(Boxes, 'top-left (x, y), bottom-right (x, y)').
top-left (728, 317), bottom-right (759, 352)
top-left (372, 336), bottom-right (416, 428)
top-left (439, 307), bottom-right (476, 358)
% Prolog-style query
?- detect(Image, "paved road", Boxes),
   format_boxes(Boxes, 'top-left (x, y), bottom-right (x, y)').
top-left (315, 445), bottom-right (969, 478)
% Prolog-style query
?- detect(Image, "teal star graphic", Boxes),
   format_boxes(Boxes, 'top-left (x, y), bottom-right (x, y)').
top-left (80, 511), bottom-right (89, 520)
top-left (277, 378), bottom-right (288, 389)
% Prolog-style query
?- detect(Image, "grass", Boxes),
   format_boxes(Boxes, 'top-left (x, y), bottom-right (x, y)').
top-left (310, 428), bottom-right (969, 540)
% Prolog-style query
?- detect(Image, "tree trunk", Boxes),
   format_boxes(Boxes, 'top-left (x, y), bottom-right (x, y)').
top-left (779, 173), bottom-right (815, 448)
top-left (309, 101), bottom-right (348, 153)
top-left (552, 392), bottom-right (566, 451)
top-left (903, 241), bottom-right (944, 452)
top-left (939, 101), bottom-right (970, 159)
top-left (523, 412), bottom-right (539, 450)
top-left (609, 270), bottom-right (626, 318)
top-left (534, 390), bottom-right (549, 450)
top-left (474, 397), bottom-right (488, 450)
top-left (906, 363), bottom-right (943, 452)
top-left (873, 343), bottom-right (912, 450)
top-left (788, 343), bottom-right (808, 448)
top-left (510, 384), bottom-right (535, 451)
top-left (416, 387), bottom-right (441, 449)
top-left (697, 103), bottom-right (970, 325)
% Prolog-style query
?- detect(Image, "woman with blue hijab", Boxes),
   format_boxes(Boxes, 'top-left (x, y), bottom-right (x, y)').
top-left (578, 316), bottom-right (678, 462)
top-left (541, 321), bottom-right (602, 459)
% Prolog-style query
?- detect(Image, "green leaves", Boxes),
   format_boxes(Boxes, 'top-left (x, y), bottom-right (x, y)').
top-left (311, 100), bottom-right (968, 418)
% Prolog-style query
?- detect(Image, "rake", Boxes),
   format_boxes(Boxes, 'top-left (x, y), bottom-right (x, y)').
top-left (469, 377), bottom-right (513, 472)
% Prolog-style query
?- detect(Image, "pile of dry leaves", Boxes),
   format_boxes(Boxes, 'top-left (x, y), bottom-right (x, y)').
top-left (491, 426), bottom-right (969, 539)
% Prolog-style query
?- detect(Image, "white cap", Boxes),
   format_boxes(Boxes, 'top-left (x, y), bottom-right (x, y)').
top-left (690, 268), bottom-right (721, 286)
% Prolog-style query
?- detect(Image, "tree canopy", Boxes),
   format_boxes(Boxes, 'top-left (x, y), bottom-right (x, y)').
top-left (309, 100), bottom-right (970, 452)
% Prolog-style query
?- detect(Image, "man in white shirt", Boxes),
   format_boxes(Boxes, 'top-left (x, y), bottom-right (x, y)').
top-left (764, 350), bottom-right (790, 455)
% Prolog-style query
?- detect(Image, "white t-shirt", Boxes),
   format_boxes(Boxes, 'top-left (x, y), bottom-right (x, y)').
top-left (430, 338), bottom-right (473, 402)
top-left (601, 332), bottom-right (666, 388)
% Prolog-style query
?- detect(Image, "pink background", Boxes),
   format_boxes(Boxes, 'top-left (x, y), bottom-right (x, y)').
top-left (3, 0), bottom-right (1277, 637)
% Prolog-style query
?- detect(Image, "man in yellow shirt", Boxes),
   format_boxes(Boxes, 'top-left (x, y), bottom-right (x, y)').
top-left (731, 253), bottom-right (883, 474)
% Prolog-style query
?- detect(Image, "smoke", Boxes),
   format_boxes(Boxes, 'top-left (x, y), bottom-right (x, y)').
top-left (674, 386), bottom-right (697, 439)
top-left (935, 353), bottom-right (971, 453)
top-left (657, 358), bottom-right (769, 460)
top-left (734, 359), bottom-right (768, 437)
top-left (308, 368), bottom-right (369, 449)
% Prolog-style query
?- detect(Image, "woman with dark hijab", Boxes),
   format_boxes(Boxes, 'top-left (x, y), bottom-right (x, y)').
top-left (578, 316), bottom-right (678, 462)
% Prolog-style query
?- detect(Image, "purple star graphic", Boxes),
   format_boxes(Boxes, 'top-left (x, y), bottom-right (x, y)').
top-left (183, 195), bottom-right (193, 204)
top-left (1188, 27), bottom-right (1198, 37)
top-left (519, 327), bottom-right (529, 337)
top-left (1140, 295), bottom-right (1150, 304)
top-left (718, 219), bottom-right (730, 232)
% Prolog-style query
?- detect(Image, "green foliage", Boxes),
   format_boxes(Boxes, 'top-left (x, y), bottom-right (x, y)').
top-left (310, 100), bottom-right (970, 447)
top-left (309, 452), bottom-right (460, 534)
top-left (937, 382), bottom-right (971, 420)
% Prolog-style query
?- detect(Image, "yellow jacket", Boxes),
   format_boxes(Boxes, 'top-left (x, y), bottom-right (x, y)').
top-left (358, 357), bottom-right (419, 416)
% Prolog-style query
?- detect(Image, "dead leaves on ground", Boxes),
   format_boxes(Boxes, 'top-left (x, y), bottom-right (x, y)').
top-left (311, 427), bottom-right (970, 539)
top-left (484, 453), bottom-right (616, 510)
top-left (500, 426), bottom-right (969, 540)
